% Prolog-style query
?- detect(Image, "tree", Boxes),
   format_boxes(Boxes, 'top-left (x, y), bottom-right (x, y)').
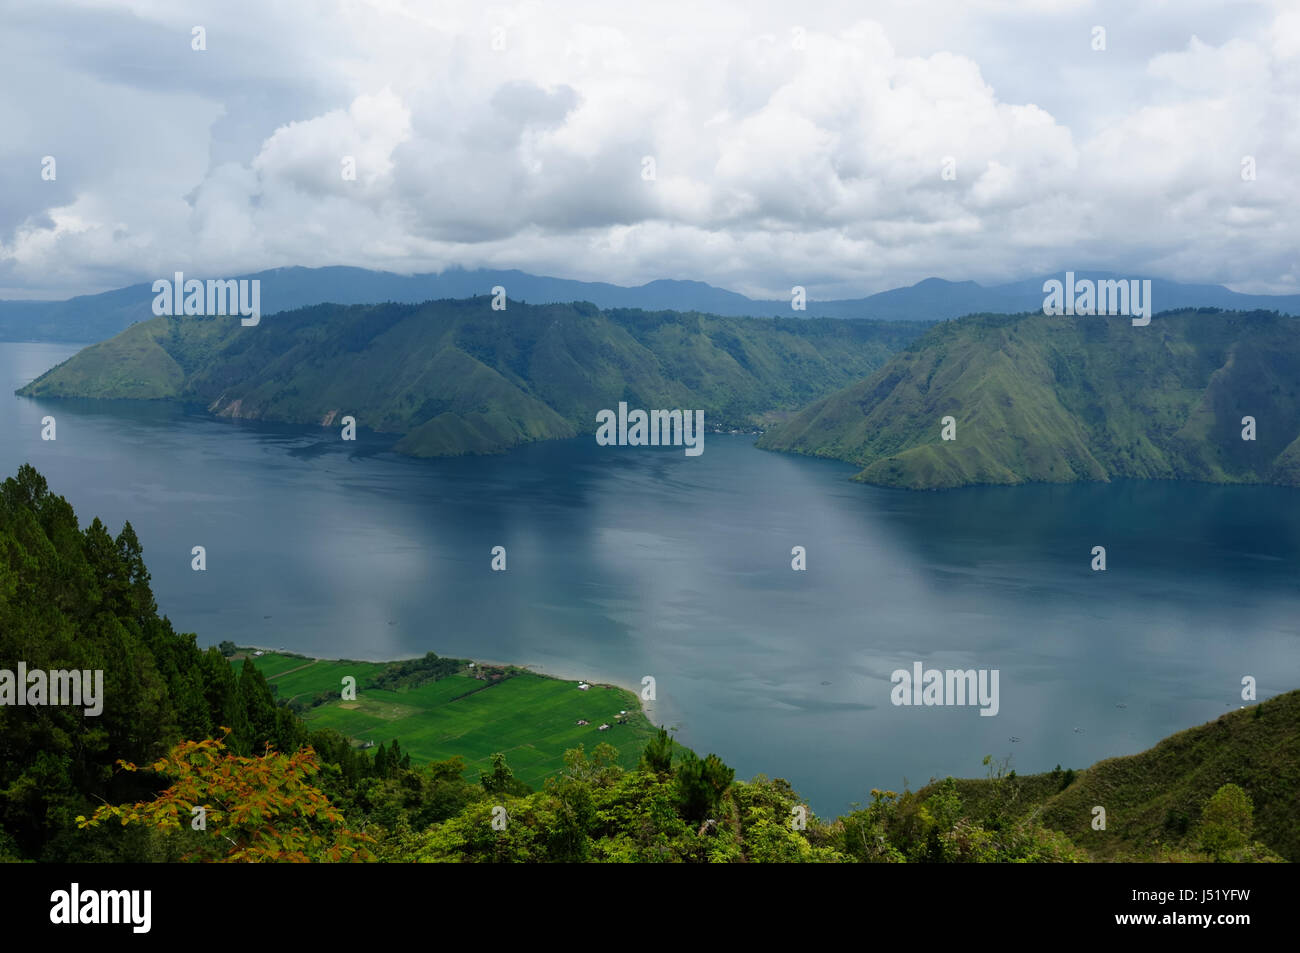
top-left (389, 739), bottom-right (410, 771)
top-left (641, 727), bottom-right (675, 774)
top-left (237, 659), bottom-right (281, 754)
top-left (1198, 783), bottom-right (1253, 859)
top-left (77, 733), bottom-right (375, 862)
top-left (675, 752), bottom-right (734, 821)
top-left (562, 743), bottom-right (623, 787)
top-left (114, 521), bottom-right (157, 621)
top-left (481, 752), bottom-right (517, 794)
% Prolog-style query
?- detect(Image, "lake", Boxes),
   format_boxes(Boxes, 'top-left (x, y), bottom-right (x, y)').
top-left (4, 340), bottom-right (1299, 815)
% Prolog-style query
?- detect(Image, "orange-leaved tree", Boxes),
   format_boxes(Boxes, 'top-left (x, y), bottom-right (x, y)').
top-left (78, 731), bottom-right (375, 862)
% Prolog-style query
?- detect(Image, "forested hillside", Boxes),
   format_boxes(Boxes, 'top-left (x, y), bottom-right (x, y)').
top-left (758, 309), bottom-right (1300, 489)
top-left (18, 300), bottom-right (922, 457)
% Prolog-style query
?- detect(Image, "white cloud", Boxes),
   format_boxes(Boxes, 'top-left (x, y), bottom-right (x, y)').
top-left (3, 0), bottom-right (1300, 299)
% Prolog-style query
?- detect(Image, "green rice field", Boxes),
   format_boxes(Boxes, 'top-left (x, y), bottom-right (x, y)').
top-left (231, 651), bottom-right (658, 790)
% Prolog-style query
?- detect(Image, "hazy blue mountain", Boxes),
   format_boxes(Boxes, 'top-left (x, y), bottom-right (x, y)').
top-left (5, 266), bottom-right (1300, 343)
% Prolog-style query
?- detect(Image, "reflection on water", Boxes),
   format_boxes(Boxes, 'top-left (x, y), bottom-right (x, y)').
top-left (4, 341), bottom-right (1298, 814)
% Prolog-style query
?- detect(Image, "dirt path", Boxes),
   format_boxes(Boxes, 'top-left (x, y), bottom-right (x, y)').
top-left (264, 659), bottom-right (318, 680)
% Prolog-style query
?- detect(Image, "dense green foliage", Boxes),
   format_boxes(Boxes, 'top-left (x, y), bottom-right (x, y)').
top-left (0, 464), bottom-right (303, 860)
top-left (914, 691), bottom-right (1298, 862)
top-left (366, 651), bottom-right (463, 691)
top-left (758, 308), bottom-right (1300, 489)
top-left (1, 465), bottom-right (1292, 862)
top-left (1198, 783), bottom-right (1255, 860)
top-left (78, 735), bottom-right (378, 863)
top-left (382, 747), bottom-right (1091, 863)
top-left (18, 299), bottom-right (922, 457)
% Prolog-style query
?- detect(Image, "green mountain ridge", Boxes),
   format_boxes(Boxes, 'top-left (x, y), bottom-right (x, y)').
top-left (17, 298), bottom-right (923, 457)
top-left (925, 690), bottom-right (1298, 862)
top-left (757, 308), bottom-right (1300, 489)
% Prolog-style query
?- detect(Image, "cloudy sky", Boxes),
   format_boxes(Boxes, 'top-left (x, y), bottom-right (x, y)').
top-left (2, 0), bottom-right (1298, 300)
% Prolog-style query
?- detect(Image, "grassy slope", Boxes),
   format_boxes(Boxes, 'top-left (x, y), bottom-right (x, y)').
top-left (236, 652), bottom-right (656, 791)
top-left (757, 309), bottom-right (1300, 489)
top-left (927, 690), bottom-right (1300, 861)
top-left (24, 320), bottom-right (189, 399)
top-left (19, 299), bottom-right (923, 458)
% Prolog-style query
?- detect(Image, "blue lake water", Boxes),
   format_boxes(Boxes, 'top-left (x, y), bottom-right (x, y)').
top-left (4, 340), bottom-right (1298, 815)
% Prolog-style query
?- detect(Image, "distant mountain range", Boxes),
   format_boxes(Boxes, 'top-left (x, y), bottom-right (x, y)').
top-left (20, 289), bottom-right (1300, 489)
top-left (18, 300), bottom-right (920, 457)
top-left (5, 265), bottom-right (1300, 343)
top-left (758, 308), bottom-right (1300, 490)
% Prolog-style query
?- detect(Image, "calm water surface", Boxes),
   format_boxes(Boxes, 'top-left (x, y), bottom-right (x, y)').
top-left (4, 340), bottom-right (1298, 814)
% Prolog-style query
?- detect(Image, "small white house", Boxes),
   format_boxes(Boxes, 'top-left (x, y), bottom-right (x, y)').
top-left (598, 723), bottom-right (610, 731)
top-left (578, 682), bottom-right (589, 691)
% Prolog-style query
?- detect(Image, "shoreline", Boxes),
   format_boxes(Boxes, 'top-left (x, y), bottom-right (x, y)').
top-left (230, 644), bottom-right (657, 723)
